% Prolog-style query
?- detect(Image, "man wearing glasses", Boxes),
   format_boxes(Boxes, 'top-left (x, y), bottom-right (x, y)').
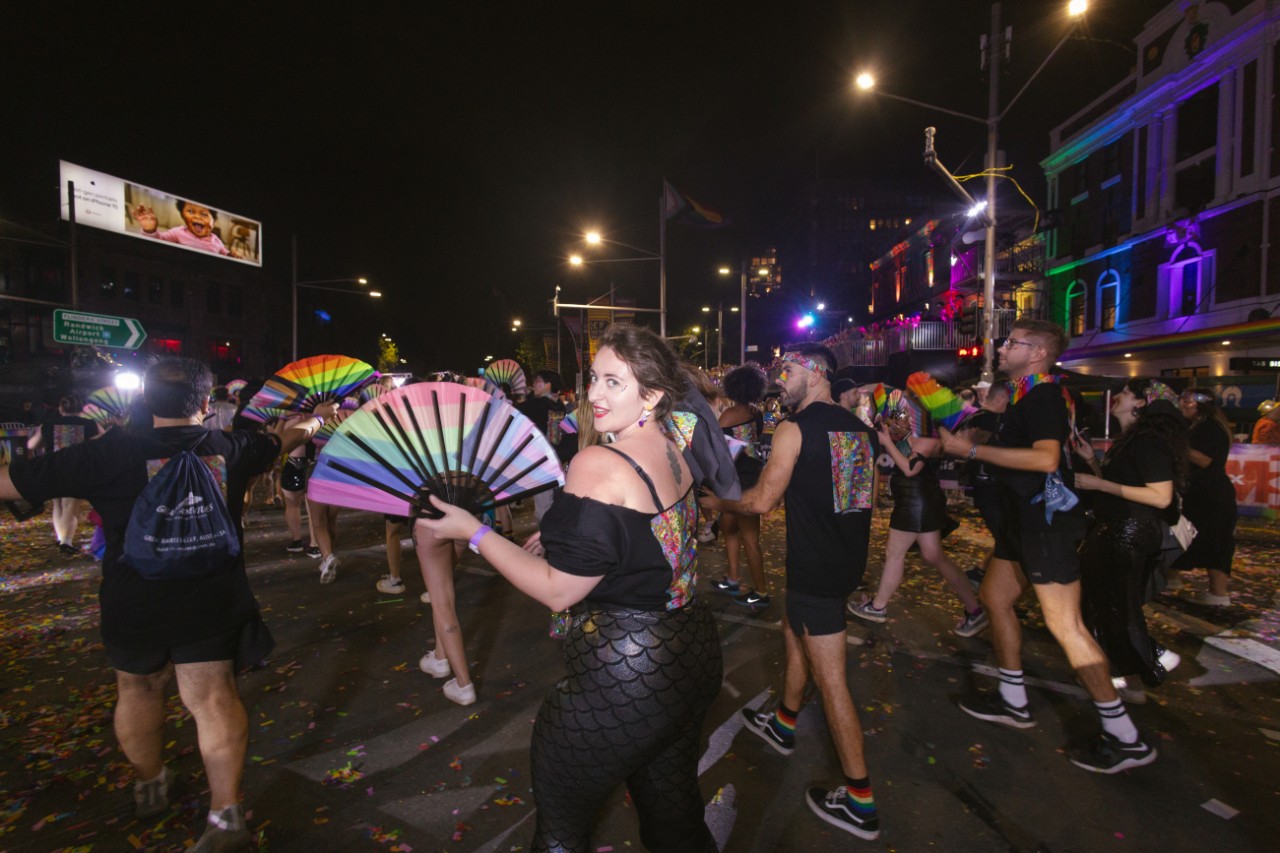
top-left (938, 319), bottom-right (1156, 774)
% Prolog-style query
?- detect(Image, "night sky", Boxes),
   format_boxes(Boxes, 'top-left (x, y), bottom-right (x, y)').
top-left (4, 1), bottom-right (1164, 372)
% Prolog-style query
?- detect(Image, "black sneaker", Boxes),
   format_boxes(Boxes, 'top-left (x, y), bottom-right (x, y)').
top-left (965, 566), bottom-right (985, 590)
top-left (740, 708), bottom-right (795, 756)
top-left (959, 692), bottom-right (1036, 729)
top-left (734, 590), bottom-right (771, 608)
top-left (713, 575), bottom-right (740, 593)
top-left (58, 543), bottom-right (79, 556)
top-left (286, 539), bottom-right (305, 554)
top-left (1069, 731), bottom-right (1157, 774)
top-left (305, 545), bottom-right (321, 559)
top-left (806, 786), bottom-right (880, 841)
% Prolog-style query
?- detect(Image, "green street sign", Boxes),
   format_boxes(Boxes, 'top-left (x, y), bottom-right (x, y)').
top-left (53, 309), bottom-right (147, 349)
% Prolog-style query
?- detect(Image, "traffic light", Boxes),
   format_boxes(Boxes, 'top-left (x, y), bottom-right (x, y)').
top-left (958, 306), bottom-right (979, 340)
top-left (958, 345), bottom-right (984, 360)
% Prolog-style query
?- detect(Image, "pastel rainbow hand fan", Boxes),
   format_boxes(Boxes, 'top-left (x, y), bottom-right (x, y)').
top-left (559, 410), bottom-right (579, 435)
top-left (484, 359), bottom-right (528, 397)
top-left (226, 379), bottom-right (248, 397)
top-left (308, 382), bottom-right (565, 518)
top-left (80, 403), bottom-right (114, 425)
top-left (906, 372), bottom-right (976, 431)
top-left (86, 385), bottom-right (138, 420)
top-left (260, 354), bottom-right (378, 412)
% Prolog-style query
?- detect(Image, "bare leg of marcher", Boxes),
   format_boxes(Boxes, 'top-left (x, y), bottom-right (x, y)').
top-left (779, 612), bottom-right (812, 711)
top-left (175, 661), bottom-right (248, 811)
top-left (916, 532), bottom-right (981, 612)
top-left (721, 512), bottom-right (743, 584)
top-left (1035, 581), bottom-right (1118, 703)
top-left (114, 666), bottom-right (174, 780)
top-left (801, 631), bottom-right (869, 779)
top-left (415, 535), bottom-right (472, 689)
top-left (739, 514), bottom-right (766, 593)
top-left (980, 558), bottom-right (1029, 672)
top-left (870, 528), bottom-right (915, 609)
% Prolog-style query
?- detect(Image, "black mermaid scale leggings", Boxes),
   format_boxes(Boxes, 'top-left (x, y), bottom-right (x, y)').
top-left (530, 601), bottom-right (723, 853)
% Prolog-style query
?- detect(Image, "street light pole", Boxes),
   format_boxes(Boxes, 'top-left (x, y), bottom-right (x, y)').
top-left (291, 233), bottom-right (298, 361)
top-left (981, 1), bottom-right (1001, 383)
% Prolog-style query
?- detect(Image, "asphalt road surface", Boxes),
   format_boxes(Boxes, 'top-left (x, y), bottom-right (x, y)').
top-left (2, 499), bottom-right (1277, 852)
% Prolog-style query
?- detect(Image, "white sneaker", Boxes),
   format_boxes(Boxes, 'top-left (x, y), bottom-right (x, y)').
top-left (1158, 648), bottom-right (1181, 674)
top-left (443, 677), bottom-right (476, 706)
top-left (318, 554), bottom-right (339, 584)
top-left (419, 650), bottom-right (451, 678)
top-left (1111, 675), bottom-right (1147, 704)
top-left (400, 537), bottom-right (414, 548)
top-left (1194, 591), bottom-right (1231, 607)
top-left (420, 591), bottom-right (432, 604)
top-left (376, 575), bottom-right (405, 595)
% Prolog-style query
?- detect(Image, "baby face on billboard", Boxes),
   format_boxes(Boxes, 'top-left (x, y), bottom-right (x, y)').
top-left (179, 203), bottom-right (216, 238)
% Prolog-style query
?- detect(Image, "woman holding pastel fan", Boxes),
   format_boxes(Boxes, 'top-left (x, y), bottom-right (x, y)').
top-left (417, 324), bottom-right (722, 852)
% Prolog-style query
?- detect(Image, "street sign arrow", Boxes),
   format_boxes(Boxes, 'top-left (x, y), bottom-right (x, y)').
top-left (53, 309), bottom-right (149, 350)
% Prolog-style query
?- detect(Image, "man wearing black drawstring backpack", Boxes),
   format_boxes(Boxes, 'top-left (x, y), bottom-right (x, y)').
top-left (1, 357), bottom-right (335, 852)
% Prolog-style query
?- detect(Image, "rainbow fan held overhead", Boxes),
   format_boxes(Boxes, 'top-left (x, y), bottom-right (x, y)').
top-left (267, 355), bottom-right (378, 411)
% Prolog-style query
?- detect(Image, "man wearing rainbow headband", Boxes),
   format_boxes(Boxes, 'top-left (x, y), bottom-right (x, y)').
top-left (700, 343), bottom-right (881, 839)
top-left (939, 318), bottom-right (1157, 774)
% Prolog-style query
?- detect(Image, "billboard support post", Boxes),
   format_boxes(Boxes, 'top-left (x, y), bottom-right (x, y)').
top-left (68, 180), bottom-right (79, 310)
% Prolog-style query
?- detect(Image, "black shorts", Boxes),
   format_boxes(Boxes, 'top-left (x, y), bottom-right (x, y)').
top-left (105, 615), bottom-right (275, 675)
top-left (384, 514), bottom-right (410, 526)
top-left (992, 516), bottom-right (1085, 585)
top-left (785, 590), bottom-right (848, 637)
top-left (280, 459), bottom-right (308, 493)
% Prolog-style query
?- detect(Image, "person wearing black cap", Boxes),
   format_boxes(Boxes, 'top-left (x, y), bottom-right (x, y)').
top-left (1073, 383), bottom-right (1188, 695)
top-left (831, 378), bottom-right (859, 413)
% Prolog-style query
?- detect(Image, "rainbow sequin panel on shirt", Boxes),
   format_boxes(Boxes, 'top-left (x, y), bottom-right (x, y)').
top-left (729, 422), bottom-right (759, 459)
top-left (650, 487), bottom-right (698, 610)
top-left (652, 411), bottom-right (700, 609)
top-left (829, 431), bottom-right (875, 513)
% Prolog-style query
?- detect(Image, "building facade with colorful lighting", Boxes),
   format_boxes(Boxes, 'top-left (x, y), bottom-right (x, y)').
top-left (1041, 0), bottom-right (1280, 402)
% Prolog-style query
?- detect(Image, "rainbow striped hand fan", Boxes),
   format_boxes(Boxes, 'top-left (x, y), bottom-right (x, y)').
top-left (559, 410), bottom-right (579, 435)
top-left (884, 390), bottom-right (929, 436)
top-left (226, 379), bottom-right (248, 397)
top-left (308, 382), bottom-right (565, 518)
top-left (906, 372), bottom-right (975, 431)
top-left (238, 403), bottom-right (291, 425)
top-left (80, 403), bottom-right (114, 425)
top-left (359, 382), bottom-right (388, 404)
top-left (870, 384), bottom-right (890, 417)
top-left (269, 354), bottom-right (378, 411)
top-left (484, 359), bottom-right (528, 397)
top-left (463, 376), bottom-right (503, 397)
top-left (86, 385), bottom-right (138, 420)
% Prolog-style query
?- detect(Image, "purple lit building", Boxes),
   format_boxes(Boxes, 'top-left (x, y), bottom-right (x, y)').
top-left (1042, 0), bottom-right (1280, 397)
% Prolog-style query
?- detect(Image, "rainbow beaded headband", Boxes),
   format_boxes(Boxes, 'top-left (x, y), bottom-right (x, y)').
top-left (781, 352), bottom-right (827, 376)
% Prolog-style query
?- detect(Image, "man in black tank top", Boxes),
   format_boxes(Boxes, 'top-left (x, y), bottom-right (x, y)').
top-left (700, 343), bottom-right (882, 841)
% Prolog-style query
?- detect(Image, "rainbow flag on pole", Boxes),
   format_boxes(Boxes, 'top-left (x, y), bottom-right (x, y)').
top-left (663, 180), bottom-right (729, 228)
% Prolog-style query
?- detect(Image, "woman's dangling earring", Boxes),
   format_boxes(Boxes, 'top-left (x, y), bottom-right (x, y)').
top-left (638, 407), bottom-right (652, 428)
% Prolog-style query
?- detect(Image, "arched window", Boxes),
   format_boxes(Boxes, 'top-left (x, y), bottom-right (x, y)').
top-left (1065, 279), bottom-right (1086, 337)
top-left (1161, 242), bottom-right (1214, 318)
top-left (1096, 269), bottom-right (1120, 331)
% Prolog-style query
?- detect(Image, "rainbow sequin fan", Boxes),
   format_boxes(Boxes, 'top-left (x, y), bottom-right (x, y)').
top-left (308, 382), bottom-right (565, 517)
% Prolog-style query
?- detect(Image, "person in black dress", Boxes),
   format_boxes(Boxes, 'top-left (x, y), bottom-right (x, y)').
top-left (1074, 389), bottom-right (1189, 692)
top-left (1172, 390), bottom-right (1237, 605)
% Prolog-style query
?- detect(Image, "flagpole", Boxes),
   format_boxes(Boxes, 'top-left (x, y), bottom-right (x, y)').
top-left (659, 185), bottom-right (667, 337)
